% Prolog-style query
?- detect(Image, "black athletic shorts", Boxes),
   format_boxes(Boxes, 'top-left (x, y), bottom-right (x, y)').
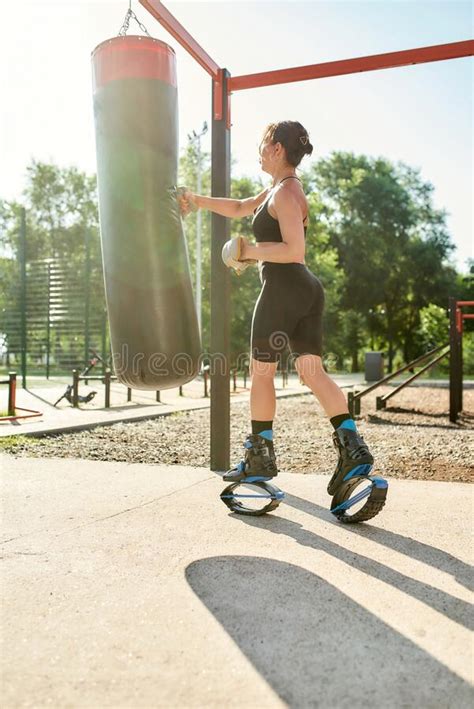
top-left (250, 262), bottom-right (325, 363)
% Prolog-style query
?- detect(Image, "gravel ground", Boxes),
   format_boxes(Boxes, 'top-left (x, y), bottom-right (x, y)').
top-left (2, 385), bottom-right (473, 483)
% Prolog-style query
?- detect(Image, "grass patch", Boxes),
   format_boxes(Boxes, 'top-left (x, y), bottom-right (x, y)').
top-left (0, 434), bottom-right (42, 452)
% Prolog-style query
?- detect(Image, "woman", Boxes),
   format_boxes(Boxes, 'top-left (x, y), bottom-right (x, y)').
top-left (178, 120), bottom-right (374, 496)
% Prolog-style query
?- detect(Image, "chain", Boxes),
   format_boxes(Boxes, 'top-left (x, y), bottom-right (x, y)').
top-left (118, 1), bottom-right (152, 37)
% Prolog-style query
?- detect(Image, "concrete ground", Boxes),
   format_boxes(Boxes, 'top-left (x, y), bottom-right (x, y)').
top-left (1, 454), bottom-right (472, 708)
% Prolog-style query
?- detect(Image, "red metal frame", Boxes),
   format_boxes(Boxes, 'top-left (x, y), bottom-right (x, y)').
top-left (0, 373), bottom-right (42, 422)
top-left (139, 0), bottom-right (220, 80)
top-left (0, 407), bottom-right (43, 423)
top-left (455, 300), bottom-right (474, 335)
top-left (137, 1), bottom-right (473, 458)
top-left (139, 1), bottom-right (473, 121)
top-left (229, 40), bottom-right (474, 91)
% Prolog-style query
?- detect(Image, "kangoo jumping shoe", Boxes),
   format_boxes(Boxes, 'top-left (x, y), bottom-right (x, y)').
top-left (223, 433), bottom-right (279, 483)
top-left (327, 426), bottom-right (374, 496)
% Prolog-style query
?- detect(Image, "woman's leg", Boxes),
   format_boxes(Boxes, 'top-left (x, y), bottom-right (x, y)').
top-left (294, 354), bottom-right (348, 418)
top-left (222, 357), bottom-right (279, 481)
top-left (295, 353), bottom-right (374, 495)
top-left (249, 357), bottom-right (278, 421)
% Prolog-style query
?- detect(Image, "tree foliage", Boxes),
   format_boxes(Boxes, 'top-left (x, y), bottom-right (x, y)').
top-left (1, 146), bottom-right (469, 376)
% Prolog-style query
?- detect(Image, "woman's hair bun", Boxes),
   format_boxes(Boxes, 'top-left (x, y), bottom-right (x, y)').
top-left (261, 121), bottom-right (313, 167)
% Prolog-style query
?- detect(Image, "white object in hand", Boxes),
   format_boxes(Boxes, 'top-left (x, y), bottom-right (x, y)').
top-left (221, 236), bottom-right (256, 276)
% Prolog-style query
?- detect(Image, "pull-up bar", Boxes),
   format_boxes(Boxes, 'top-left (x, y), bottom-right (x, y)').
top-left (141, 1), bottom-right (473, 109)
top-left (229, 40), bottom-right (474, 92)
top-left (139, 0), bottom-right (473, 471)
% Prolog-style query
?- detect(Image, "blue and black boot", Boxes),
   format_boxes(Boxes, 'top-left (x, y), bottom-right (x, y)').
top-left (327, 422), bottom-right (374, 496)
top-left (223, 432), bottom-right (279, 483)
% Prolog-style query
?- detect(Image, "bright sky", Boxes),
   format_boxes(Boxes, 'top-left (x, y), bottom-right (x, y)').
top-left (1, 0), bottom-right (472, 272)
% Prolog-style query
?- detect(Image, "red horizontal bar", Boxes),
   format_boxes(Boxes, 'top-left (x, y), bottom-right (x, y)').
top-left (139, 0), bottom-right (220, 80)
top-left (463, 314), bottom-right (474, 319)
top-left (457, 300), bottom-right (474, 306)
top-left (0, 406), bottom-right (42, 422)
top-left (229, 40), bottom-right (474, 91)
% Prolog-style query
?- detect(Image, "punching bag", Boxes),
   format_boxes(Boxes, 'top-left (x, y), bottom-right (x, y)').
top-left (91, 35), bottom-right (201, 390)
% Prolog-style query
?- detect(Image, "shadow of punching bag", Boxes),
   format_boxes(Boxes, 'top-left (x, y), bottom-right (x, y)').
top-left (91, 35), bottom-right (202, 390)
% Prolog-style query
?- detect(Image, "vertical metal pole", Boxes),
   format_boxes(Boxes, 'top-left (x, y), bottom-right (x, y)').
top-left (19, 208), bottom-right (27, 388)
top-left (348, 391), bottom-right (354, 418)
top-left (101, 307), bottom-right (107, 376)
top-left (84, 229), bottom-right (91, 368)
top-left (8, 372), bottom-right (16, 416)
top-left (355, 392), bottom-right (361, 416)
top-left (458, 311), bottom-right (463, 414)
top-left (46, 262), bottom-right (51, 379)
top-left (449, 296), bottom-right (459, 423)
top-left (210, 69), bottom-right (231, 471)
top-left (72, 369), bottom-right (79, 408)
top-left (105, 369), bottom-right (111, 408)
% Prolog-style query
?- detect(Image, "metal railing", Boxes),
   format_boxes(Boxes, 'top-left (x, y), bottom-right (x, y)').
top-left (348, 342), bottom-right (449, 417)
top-left (68, 364), bottom-right (291, 409)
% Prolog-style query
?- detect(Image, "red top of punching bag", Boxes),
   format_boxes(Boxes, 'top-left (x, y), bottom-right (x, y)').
top-left (91, 35), bottom-right (177, 90)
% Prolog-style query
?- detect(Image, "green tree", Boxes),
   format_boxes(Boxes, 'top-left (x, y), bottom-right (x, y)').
top-left (311, 152), bottom-right (457, 371)
top-left (0, 159), bottom-right (105, 372)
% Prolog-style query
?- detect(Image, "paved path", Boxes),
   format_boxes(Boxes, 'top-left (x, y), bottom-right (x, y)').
top-left (0, 375), bottom-right (460, 439)
top-left (2, 454), bottom-right (472, 707)
top-left (0, 374), bottom-right (361, 438)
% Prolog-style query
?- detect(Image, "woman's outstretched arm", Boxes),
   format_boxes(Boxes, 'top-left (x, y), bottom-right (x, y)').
top-left (179, 186), bottom-right (270, 219)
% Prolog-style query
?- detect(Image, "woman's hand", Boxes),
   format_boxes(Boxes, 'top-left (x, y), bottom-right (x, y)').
top-left (239, 237), bottom-right (258, 262)
top-left (177, 187), bottom-right (199, 217)
top-left (221, 236), bottom-right (257, 276)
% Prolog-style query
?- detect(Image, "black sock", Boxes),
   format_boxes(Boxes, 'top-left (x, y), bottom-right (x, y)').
top-left (330, 413), bottom-right (352, 431)
top-left (251, 419), bottom-right (273, 436)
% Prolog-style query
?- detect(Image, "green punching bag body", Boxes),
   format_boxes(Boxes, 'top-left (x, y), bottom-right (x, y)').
top-left (91, 35), bottom-right (201, 390)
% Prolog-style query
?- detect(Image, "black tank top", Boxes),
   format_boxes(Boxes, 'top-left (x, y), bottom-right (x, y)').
top-left (252, 176), bottom-right (308, 243)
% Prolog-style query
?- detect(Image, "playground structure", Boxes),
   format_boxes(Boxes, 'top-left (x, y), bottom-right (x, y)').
top-left (137, 0), bottom-right (473, 470)
top-left (2, 5), bottom-right (472, 445)
top-left (66, 362), bottom-right (287, 408)
top-left (0, 372), bottom-right (42, 422)
top-left (1, 259), bottom-right (471, 424)
top-left (348, 298), bottom-right (472, 422)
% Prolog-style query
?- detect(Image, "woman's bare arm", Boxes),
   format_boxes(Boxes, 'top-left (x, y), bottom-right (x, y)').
top-left (242, 189), bottom-right (306, 263)
top-left (238, 186), bottom-right (271, 217)
top-left (193, 186), bottom-right (271, 219)
top-left (194, 194), bottom-right (241, 218)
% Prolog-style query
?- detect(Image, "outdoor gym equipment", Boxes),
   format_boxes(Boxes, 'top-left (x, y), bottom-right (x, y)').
top-left (91, 31), bottom-right (201, 391)
top-left (219, 472), bottom-right (388, 523)
top-left (53, 352), bottom-right (102, 407)
top-left (329, 474), bottom-right (388, 523)
top-left (220, 476), bottom-right (286, 517)
top-left (0, 372), bottom-right (42, 422)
